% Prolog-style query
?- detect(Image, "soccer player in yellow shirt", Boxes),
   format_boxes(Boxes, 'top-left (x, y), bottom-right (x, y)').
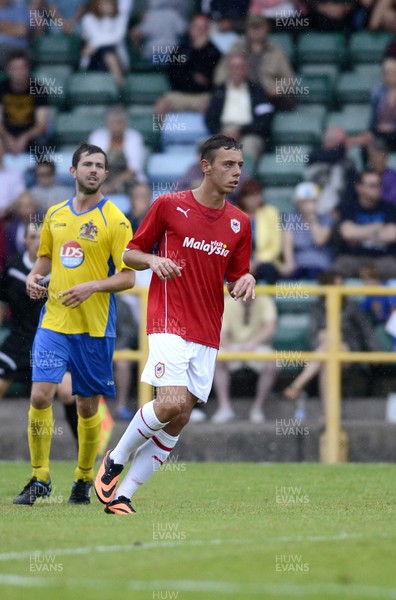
top-left (13, 143), bottom-right (135, 505)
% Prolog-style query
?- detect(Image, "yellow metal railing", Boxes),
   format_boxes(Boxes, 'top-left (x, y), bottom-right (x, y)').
top-left (115, 284), bottom-right (396, 464)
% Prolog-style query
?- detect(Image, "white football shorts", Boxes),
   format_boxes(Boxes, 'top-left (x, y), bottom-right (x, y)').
top-left (141, 333), bottom-right (218, 403)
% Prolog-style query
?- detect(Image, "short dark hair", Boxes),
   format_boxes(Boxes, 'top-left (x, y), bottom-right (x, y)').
top-left (6, 50), bottom-right (30, 68)
top-left (200, 134), bottom-right (242, 163)
top-left (318, 270), bottom-right (342, 286)
top-left (72, 143), bottom-right (108, 170)
top-left (235, 180), bottom-right (263, 210)
top-left (35, 159), bottom-right (55, 173)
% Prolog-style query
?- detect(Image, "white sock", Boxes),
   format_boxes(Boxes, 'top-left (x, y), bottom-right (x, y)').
top-left (115, 429), bottom-right (179, 499)
top-left (110, 401), bottom-right (169, 465)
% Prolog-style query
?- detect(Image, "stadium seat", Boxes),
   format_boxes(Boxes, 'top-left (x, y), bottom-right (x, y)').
top-left (160, 112), bottom-right (210, 148)
top-left (335, 71), bottom-right (378, 105)
top-left (299, 63), bottom-right (339, 85)
top-left (54, 111), bottom-right (106, 145)
top-left (67, 72), bottom-right (121, 106)
top-left (264, 187), bottom-right (294, 214)
top-left (123, 72), bottom-right (170, 105)
top-left (128, 110), bottom-right (160, 150)
top-left (274, 280), bottom-right (318, 314)
top-left (325, 105), bottom-right (371, 136)
top-left (256, 150), bottom-right (306, 187)
top-left (297, 32), bottom-right (346, 67)
top-left (33, 34), bottom-right (82, 67)
top-left (32, 65), bottom-right (72, 109)
top-left (272, 112), bottom-right (324, 145)
top-left (146, 152), bottom-right (196, 186)
top-left (273, 313), bottom-right (310, 352)
top-left (293, 74), bottom-right (335, 107)
top-left (348, 31), bottom-right (393, 64)
top-left (354, 63), bottom-right (381, 78)
top-left (296, 104), bottom-right (328, 122)
top-left (269, 32), bottom-right (294, 60)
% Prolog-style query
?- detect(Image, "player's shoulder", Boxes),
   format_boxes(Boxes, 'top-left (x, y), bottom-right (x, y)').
top-left (101, 199), bottom-right (132, 230)
top-left (47, 199), bottom-right (71, 218)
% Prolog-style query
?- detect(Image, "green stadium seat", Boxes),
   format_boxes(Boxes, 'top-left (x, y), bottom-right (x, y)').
top-left (325, 105), bottom-right (371, 136)
top-left (32, 65), bottom-right (72, 109)
top-left (275, 281), bottom-right (318, 314)
top-left (299, 63), bottom-right (339, 85)
top-left (256, 151), bottom-right (305, 187)
top-left (349, 31), bottom-right (393, 64)
top-left (54, 111), bottom-right (106, 146)
top-left (0, 326), bottom-right (9, 346)
top-left (128, 109), bottom-right (160, 150)
top-left (294, 74), bottom-right (334, 106)
top-left (273, 313), bottom-right (310, 352)
top-left (335, 71), bottom-right (378, 105)
top-left (33, 34), bottom-right (81, 67)
top-left (269, 32), bottom-right (294, 60)
top-left (67, 72), bottom-right (121, 106)
top-left (297, 32), bottom-right (346, 66)
top-left (264, 186), bottom-right (294, 214)
top-left (354, 63), bottom-right (381, 78)
top-left (375, 324), bottom-right (394, 352)
top-left (123, 73), bottom-right (170, 105)
top-left (296, 104), bottom-right (328, 122)
top-left (272, 112), bottom-right (324, 145)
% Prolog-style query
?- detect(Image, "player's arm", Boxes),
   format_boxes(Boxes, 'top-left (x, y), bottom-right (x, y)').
top-left (123, 249), bottom-right (182, 281)
top-left (60, 269), bottom-right (135, 309)
top-left (226, 218), bottom-right (256, 301)
top-left (227, 274), bottom-right (256, 301)
top-left (26, 256), bottom-right (52, 300)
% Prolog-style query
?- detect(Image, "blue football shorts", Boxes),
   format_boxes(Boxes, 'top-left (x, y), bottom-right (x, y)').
top-left (31, 328), bottom-right (116, 397)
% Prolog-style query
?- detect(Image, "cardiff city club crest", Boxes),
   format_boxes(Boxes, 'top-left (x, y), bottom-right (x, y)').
top-left (155, 362), bottom-right (165, 378)
top-left (79, 219), bottom-right (98, 240)
top-left (230, 218), bottom-right (240, 233)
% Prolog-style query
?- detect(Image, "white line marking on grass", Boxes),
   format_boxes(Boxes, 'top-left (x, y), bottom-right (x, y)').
top-left (1, 575), bottom-right (396, 599)
top-left (0, 531), bottom-right (393, 563)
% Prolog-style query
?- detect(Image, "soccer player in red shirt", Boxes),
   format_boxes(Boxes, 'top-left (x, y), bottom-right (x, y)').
top-left (95, 134), bottom-right (256, 514)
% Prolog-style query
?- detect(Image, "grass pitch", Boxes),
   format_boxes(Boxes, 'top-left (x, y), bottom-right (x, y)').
top-left (0, 462), bottom-right (396, 600)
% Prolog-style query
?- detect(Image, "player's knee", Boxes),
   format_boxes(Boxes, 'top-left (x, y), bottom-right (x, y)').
top-left (30, 388), bottom-right (53, 409)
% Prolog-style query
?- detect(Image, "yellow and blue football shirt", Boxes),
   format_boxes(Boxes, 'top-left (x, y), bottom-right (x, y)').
top-left (37, 197), bottom-right (133, 337)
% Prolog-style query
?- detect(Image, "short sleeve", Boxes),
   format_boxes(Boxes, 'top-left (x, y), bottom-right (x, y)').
top-left (225, 217), bottom-right (252, 283)
top-left (110, 215), bottom-right (134, 272)
top-left (37, 211), bottom-right (53, 258)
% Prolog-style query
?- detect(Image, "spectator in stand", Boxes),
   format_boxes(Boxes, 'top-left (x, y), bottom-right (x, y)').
top-left (80, 0), bottom-right (129, 88)
top-left (89, 105), bottom-right (146, 195)
top-left (214, 14), bottom-right (296, 111)
top-left (47, 0), bottom-right (89, 34)
top-left (351, 58), bottom-right (396, 153)
top-left (280, 182), bottom-right (335, 280)
top-left (235, 180), bottom-right (282, 283)
top-left (305, 126), bottom-right (358, 216)
top-left (249, 0), bottom-right (302, 20)
top-left (305, 0), bottom-right (356, 31)
top-left (29, 160), bottom-right (74, 212)
top-left (125, 182), bottom-right (152, 233)
top-left (0, 51), bottom-right (50, 156)
top-left (114, 294), bottom-right (139, 421)
top-left (0, 0), bottom-right (30, 70)
top-left (205, 52), bottom-right (275, 165)
top-left (212, 293), bottom-right (277, 423)
top-left (130, 0), bottom-right (187, 62)
top-left (5, 191), bottom-right (42, 260)
top-left (200, 1), bottom-right (248, 52)
top-left (368, 0), bottom-right (396, 32)
top-left (366, 137), bottom-right (396, 206)
top-left (359, 263), bottom-right (396, 327)
top-left (283, 270), bottom-right (379, 422)
top-left (0, 134), bottom-right (26, 274)
top-left (0, 222), bottom-right (78, 441)
top-left (201, 0), bottom-right (250, 22)
top-left (154, 13), bottom-right (221, 116)
top-left (333, 169), bottom-right (396, 279)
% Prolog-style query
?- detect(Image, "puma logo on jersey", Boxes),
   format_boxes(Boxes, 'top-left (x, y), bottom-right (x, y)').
top-left (176, 206), bottom-right (190, 219)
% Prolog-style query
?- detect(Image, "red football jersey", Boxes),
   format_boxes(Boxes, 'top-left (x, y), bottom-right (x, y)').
top-left (125, 191), bottom-right (252, 349)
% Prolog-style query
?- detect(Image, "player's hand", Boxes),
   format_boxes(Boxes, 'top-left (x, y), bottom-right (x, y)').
top-left (26, 274), bottom-right (47, 300)
top-left (59, 282), bottom-right (96, 308)
top-left (229, 273), bottom-right (256, 301)
top-left (149, 256), bottom-right (182, 281)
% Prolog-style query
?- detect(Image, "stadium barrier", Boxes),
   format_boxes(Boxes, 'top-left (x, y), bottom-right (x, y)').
top-left (115, 284), bottom-right (396, 464)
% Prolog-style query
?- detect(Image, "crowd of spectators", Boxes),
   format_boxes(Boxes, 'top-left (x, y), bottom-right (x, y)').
top-left (2, 0), bottom-right (396, 420)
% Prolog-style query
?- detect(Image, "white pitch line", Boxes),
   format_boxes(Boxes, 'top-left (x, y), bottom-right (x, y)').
top-left (1, 575), bottom-right (396, 599)
top-left (0, 531), bottom-right (393, 563)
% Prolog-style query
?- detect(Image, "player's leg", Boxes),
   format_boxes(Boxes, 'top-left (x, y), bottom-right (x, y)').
top-left (57, 371), bottom-right (78, 441)
top-left (67, 335), bottom-right (114, 504)
top-left (13, 329), bottom-right (67, 506)
top-left (211, 361), bottom-right (236, 423)
top-left (95, 333), bottom-right (189, 505)
top-left (104, 386), bottom-right (194, 514)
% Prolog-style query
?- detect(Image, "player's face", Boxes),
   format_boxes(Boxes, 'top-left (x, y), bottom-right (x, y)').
top-left (203, 148), bottom-right (244, 195)
top-left (71, 151), bottom-right (108, 195)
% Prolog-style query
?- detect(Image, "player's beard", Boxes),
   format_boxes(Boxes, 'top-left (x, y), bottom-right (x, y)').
top-left (76, 176), bottom-right (103, 195)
